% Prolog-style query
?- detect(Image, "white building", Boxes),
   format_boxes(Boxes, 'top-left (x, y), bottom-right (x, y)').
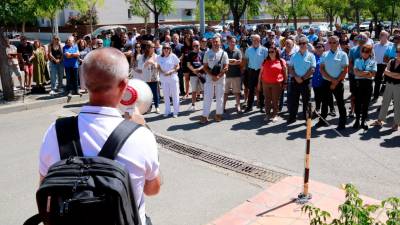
top-left (38, 0), bottom-right (196, 27)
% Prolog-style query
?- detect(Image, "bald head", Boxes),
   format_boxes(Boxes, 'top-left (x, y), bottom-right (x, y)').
top-left (81, 48), bottom-right (129, 93)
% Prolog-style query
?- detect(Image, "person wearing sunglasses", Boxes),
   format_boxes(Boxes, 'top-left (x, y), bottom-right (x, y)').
top-left (287, 36), bottom-right (316, 124)
top-left (373, 31), bottom-right (391, 101)
top-left (317, 36), bottom-right (349, 130)
top-left (353, 45), bottom-right (377, 130)
top-left (372, 45), bottom-right (400, 131)
top-left (157, 43), bottom-right (181, 117)
top-left (187, 40), bottom-right (205, 111)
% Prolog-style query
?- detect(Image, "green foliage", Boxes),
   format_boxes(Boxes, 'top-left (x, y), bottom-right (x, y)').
top-left (224, 0), bottom-right (261, 31)
top-left (302, 184), bottom-right (400, 225)
top-left (0, 0), bottom-right (37, 26)
top-left (195, 0), bottom-right (230, 21)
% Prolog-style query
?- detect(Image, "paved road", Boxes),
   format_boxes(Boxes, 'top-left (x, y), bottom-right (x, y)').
top-left (0, 104), bottom-right (264, 225)
top-left (144, 94), bottom-right (400, 200)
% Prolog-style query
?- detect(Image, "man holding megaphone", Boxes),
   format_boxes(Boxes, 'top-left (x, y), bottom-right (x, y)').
top-left (38, 48), bottom-right (160, 225)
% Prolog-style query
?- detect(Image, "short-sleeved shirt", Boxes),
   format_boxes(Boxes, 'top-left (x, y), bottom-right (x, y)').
top-left (187, 51), bottom-right (204, 77)
top-left (157, 53), bottom-right (180, 78)
top-left (261, 59), bottom-right (286, 84)
top-left (171, 42), bottom-right (183, 58)
top-left (225, 47), bottom-right (242, 78)
top-left (245, 46), bottom-right (268, 70)
top-left (320, 49), bottom-right (349, 79)
top-left (374, 42), bottom-right (392, 64)
top-left (384, 44), bottom-right (398, 60)
top-left (63, 44), bottom-right (79, 68)
top-left (17, 43), bottom-right (33, 65)
top-left (39, 106), bottom-right (159, 225)
top-left (308, 34), bottom-right (318, 44)
top-left (386, 59), bottom-right (400, 84)
top-left (349, 46), bottom-right (361, 73)
top-left (6, 45), bottom-right (19, 65)
top-left (203, 48), bottom-right (229, 74)
top-left (354, 57), bottom-right (377, 80)
top-left (289, 50), bottom-right (316, 77)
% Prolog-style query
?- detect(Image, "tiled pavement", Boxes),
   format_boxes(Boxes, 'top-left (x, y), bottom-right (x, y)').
top-left (208, 176), bottom-right (386, 225)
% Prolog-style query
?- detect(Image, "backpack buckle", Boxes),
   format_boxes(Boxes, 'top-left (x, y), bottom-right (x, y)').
top-left (66, 156), bottom-right (75, 164)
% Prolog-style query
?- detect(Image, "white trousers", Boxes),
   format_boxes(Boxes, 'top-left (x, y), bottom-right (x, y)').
top-left (161, 75), bottom-right (180, 116)
top-left (202, 75), bottom-right (225, 117)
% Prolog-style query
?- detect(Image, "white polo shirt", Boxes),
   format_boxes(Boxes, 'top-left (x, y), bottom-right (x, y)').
top-left (374, 41), bottom-right (393, 64)
top-left (39, 105), bottom-right (159, 224)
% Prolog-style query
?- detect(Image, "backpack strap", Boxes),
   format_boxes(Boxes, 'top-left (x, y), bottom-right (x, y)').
top-left (98, 120), bottom-right (141, 160)
top-left (55, 116), bottom-right (84, 160)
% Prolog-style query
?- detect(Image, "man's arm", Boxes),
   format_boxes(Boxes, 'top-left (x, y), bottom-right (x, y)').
top-left (320, 63), bottom-right (335, 82)
top-left (302, 67), bottom-right (315, 80)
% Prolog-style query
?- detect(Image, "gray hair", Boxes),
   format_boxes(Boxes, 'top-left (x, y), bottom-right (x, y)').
top-left (81, 48), bottom-right (128, 91)
top-left (298, 36), bottom-right (308, 44)
top-left (251, 34), bottom-right (261, 41)
top-left (329, 35), bottom-right (340, 43)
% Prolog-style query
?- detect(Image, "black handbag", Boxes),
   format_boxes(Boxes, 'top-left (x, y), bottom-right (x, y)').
top-left (210, 52), bottom-right (225, 76)
top-left (198, 75), bottom-right (206, 84)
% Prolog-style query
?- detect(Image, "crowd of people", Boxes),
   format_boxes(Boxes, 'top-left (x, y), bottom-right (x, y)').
top-left (5, 24), bottom-right (400, 131)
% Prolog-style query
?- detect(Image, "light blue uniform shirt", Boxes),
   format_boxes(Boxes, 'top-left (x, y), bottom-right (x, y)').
top-left (354, 58), bottom-right (377, 80)
top-left (308, 34), bottom-right (318, 43)
top-left (320, 49), bottom-right (349, 80)
top-left (384, 44), bottom-right (398, 60)
top-left (289, 50), bottom-right (316, 77)
top-left (245, 46), bottom-right (268, 70)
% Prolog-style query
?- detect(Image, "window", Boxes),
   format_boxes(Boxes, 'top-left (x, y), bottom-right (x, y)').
top-left (184, 9), bottom-right (192, 17)
top-left (128, 9), bottom-right (132, 19)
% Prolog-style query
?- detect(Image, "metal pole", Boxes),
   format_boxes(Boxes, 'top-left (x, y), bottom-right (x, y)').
top-left (296, 102), bottom-right (312, 204)
top-left (199, 0), bottom-right (205, 36)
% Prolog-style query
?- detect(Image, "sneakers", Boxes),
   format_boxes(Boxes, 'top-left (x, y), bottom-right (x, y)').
top-left (199, 116), bottom-right (209, 124)
top-left (155, 108), bottom-right (160, 114)
top-left (329, 110), bottom-right (336, 117)
top-left (173, 114), bottom-right (178, 118)
top-left (271, 116), bottom-right (279, 123)
top-left (49, 90), bottom-right (56, 96)
top-left (188, 105), bottom-right (196, 111)
top-left (214, 114), bottom-right (223, 122)
top-left (316, 120), bottom-right (328, 128)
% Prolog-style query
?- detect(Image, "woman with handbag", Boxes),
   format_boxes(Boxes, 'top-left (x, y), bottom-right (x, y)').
top-left (136, 41), bottom-right (160, 113)
top-left (259, 45), bottom-right (287, 122)
top-left (157, 43), bottom-right (181, 117)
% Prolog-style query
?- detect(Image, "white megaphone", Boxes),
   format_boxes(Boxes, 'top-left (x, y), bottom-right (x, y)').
top-left (119, 79), bottom-right (153, 116)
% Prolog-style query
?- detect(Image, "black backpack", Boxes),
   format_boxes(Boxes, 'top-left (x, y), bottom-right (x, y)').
top-left (24, 116), bottom-right (143, 225)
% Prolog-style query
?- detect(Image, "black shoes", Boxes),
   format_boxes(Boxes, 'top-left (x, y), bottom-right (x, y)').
top-left (353, 120), bottom-right (360, 129)
top-left (316, 120), bottom-right (328, 128)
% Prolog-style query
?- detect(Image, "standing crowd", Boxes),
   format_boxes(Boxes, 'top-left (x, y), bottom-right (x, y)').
top-left (5, 24), bottom-right (400, 131)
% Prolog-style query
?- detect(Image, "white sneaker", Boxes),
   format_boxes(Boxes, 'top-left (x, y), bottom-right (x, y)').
top-left (173, 114), bottom-right (178, 118)
top-left (13, 87), bottom-right (18, 91)
top-left (188, 105), bottom-right (196, 111)
top-left (49, 90), bottom-right (56, 96)
top-left (155, 108), bottom-right (160, 114)
top-left (271, 116), bottom-right (279, 123)
top-left (163, 113), bottom-right (170, 118)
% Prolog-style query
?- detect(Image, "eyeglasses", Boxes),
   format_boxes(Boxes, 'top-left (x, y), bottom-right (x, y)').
top-left (361, 50), bottom-right (371, 54)
top-left (316, 45), bottom-right (324, 49)
top-left (163, 47), bottom-right (171, 50)
top-left (299, 42), bottom-right (307, 45)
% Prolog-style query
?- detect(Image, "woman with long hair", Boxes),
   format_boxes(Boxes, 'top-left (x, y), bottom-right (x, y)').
top-left (77, 39), bottom-right (91, 91)
top-left (30, 40), bottom-right (48, 89)
top-left (259, 45), bottom-right (287, 122)
top-left (131, 43), bottom-right (142, 79)
top-left (371, 45), bottom-right (400, 131)
top-left (48, 36), bottom-right (64, 95)
top-left (353, 45), bottom-right (377, 130)
top-left (136, 41), bottom-right (160, 113)
top-left (181, 35), bottom-right (193, 98)
top-left (157, 43), bottom-right (181, 117)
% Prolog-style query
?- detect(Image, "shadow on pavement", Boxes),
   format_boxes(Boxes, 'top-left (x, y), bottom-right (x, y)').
top-left (380, 136), bottom-right (400, 148)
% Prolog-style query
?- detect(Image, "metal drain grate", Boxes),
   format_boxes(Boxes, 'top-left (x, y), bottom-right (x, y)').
top-left (155, 135), bottom-right (288, 183)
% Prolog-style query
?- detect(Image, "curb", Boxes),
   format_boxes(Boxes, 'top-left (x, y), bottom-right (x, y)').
top-left (0, 94), bottom-right (89, 114)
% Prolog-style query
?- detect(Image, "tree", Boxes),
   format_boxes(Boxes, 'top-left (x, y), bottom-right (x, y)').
top-left (265, 0), bottom-right (291, 25)
top-left (130, 0), bottom-right (174, 34)
top-left (36, 0), bottom-right (92, 35)
top-left (129, 1), bottom-right (151, 30)
top-left (196, 0), bottom-right (230, 22)
top-left (224, 0), bottom-right (261, 32)
top-left (297, 0), bottom-right (322, 24)
top-left (315, 0), bottom-right (346, 31)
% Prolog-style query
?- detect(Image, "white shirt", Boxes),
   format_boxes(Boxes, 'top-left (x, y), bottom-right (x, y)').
top-left (156, 53), bottom-right (180, 81)
top-left (39, 106), bottom-right (159, 225)
top-left (6, 45), bottom-right (19, 65)
top-left (137, 54), bottom-right (159, 82)
top-left (374, 41), bottom-right (393, 64)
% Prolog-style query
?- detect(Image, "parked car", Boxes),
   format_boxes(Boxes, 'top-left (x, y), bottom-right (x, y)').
top-left (212, 20), bottom-right (234, 32)
top-left (359, 21), bottom-right (371, 31)
top-left (169, 25), bottom-right (200, 35)
top-left (256, 23), bottom-right (271, 31)
top-left (83, 25), bottom-right (127, 39)
top-left (342, 23), bottom-right (357, 32)
top-left (310, 24), bottom-right (329, 33)
top-left (244, 23), bottom-right (257, 31)
top-left (302, 25), bottom-right (311, 35)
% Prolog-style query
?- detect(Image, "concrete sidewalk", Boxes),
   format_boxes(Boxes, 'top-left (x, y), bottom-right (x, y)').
top-left (208, 176), bottom-right (385, 225)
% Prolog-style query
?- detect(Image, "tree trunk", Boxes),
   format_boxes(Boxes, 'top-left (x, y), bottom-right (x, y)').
top-left (391, 1), bottom-right (395, 34)
top-left (22, 21), bottom-right (26, 34)
top-left (154, 12), bottom-right (159, 37)
top-left (355, 8), bottom-right (360, 32)
top-left (233, 14), bottom-right (240, 33)
top-left (0, 30), bottom-right (15, 101)
top-left (329, 15), bottom-right (334, 31)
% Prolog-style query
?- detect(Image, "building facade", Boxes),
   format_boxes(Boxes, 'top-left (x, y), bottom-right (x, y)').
top-left (38, 0), bottom-right (196, 27)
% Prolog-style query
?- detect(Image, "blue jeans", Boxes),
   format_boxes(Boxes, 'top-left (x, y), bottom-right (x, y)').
top-left (65, 67), bottom-right (79, 93)
top-left (147, 82), bottom-right (160, 108)
top-left (50, 62), bottom-right (64, 91)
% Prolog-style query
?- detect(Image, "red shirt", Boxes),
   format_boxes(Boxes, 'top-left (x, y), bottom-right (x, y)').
top-left (261, 59), bottom-right (286, 84)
